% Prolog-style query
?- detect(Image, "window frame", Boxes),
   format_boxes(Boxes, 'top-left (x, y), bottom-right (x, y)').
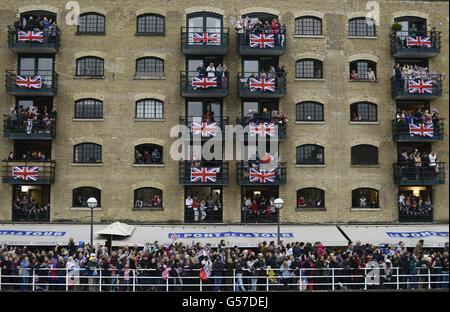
top-left (135, 57), bottom-right (165, 78)
top-left (295, 16), bottom-right (323, 36)
top-left (72, 187), bottom-right (102, 207)
top-left (134, 144), bottom-right (164, 164)
top-left (135, 99), bottom-right (164, 119)
top-left (295, 59), bottom-right (323, 79)
top-left (76, 12), bottom-right (106, 35)
top-left (76, 56), bottom-right (105, 78)
top-left (351, 144), bottom-right (379, 165)
top-left (296, 101), bottom-right (324, 122)
top-left (352, 188), bottom-right (379, 208)
top-left (297, 188), bottom-right (325, 209)
top-left (73, 143), bottom-right (102, 164)
top-left (350, 102), bottom-right (377, 122)
top-left (134, 187), bottom-right (163, 209)
top-left (74, 98), bottom-right (103, 119)
top-left (296, 144), bottom-right (325, 165)
top-left (349, 60), bottom-right (377, 80)
top-left (136, 13), bottom-right (165, 36)
top-left (348, 17), bottom-right (376, 37)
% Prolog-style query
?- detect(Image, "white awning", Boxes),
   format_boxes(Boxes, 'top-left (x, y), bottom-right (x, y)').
top-left (96, 222), bottom-right (135, 237)
top-left (339, 224), bottom-right (449, 248)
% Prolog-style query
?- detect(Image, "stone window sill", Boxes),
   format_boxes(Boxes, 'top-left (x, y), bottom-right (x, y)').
top-left (295, 78), bottom-right (325, 82)
top-left (73, 118), bottom-right (104, 122)
top-left (133, 118), bottom-right (165, 122)
top-left (295, 164), bottom-right (326, 168)
top-left (134, 76), bottom-right (165, 80)
top-left (70, 207), bottom-right (102, 211)
top-left (349, 121), bottom-right (379, 125)
top-left (348, 79), bottom-right (378, 83)
top-left (132, 207), bottom-right (164, 211)
top-left (350, 208), bottom-right (381, 211)
top-left (74, 76), bottom-right (105, 80)
top-left (296, 121), bottom-right (326, 125)
top-left (293, 35), bottom-right (324, 39)
top-left (295, 208), bottom-right (326, 211)
top-left (350, 165), bottom-right (380, 168)
top-left (71, 163), bottom-right (103, 167)
top-left (132, 164), bottom-right (165, 167)
top-left (348, 36), bottom-right (378, 39)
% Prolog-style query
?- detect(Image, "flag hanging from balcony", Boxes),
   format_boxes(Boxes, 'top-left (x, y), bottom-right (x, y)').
top-left (191, 167), bottom-right (219, 183)
top-left (249, 78), bottom-right (275, 92)
top-left (406, 36), bottom-right (432, 48)
top-left (409, 123), bottom-right (434, 137)
top-left (249, 33), bottom-right (275, 48)
top-left (16, 75), bottom-right (42, 89)
top-left (191, 121), bottom-right (219, 137)
top-left (12, 166), bottom-right (39, 181)
top-left (17, 31), bottom-right (44, 42)
top-left (192, 32), bottom-right (219, 43)
top-left (249, 122), bottom-right (275, 137)
top-left (192, 77), bottom-right (217, 89)
top-left (249, 168), bottom-right (275, 183)
top-left (408, 80), bottom-right (433, 94)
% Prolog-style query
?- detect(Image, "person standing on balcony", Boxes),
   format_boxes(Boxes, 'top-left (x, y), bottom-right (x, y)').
top-left (26, 106), bottom-right (37, 135)
top-left (196, 63), bottom-right (206, 78)
top-left (216, 64), bottom-right (223, 87)
top-left (428, 152), bottom-right (437, 178)
top-left (192, 197), bottom-right (200, 222)
top-left (206, 62), bottom-right (216, 78)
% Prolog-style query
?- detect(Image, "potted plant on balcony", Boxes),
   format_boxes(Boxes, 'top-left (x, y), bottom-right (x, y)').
top-left (391, 23), bottom-right (402, 32)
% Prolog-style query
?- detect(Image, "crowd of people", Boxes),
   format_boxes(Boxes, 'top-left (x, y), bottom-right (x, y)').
top-left (399, 149), bottom-right (439, 179)
top-left (193, 62), bottom-right (229, 87)
top-left (396, 108), bottom-right (440, 127)
top-left (233, 16), bottom-right (287, 47)
top-left (185, 195), bottom-right (222, 222)
top-left (134, 195), bottom-right (162, 209)
top-left (134, 147), bottom-right (162, 164)
top-left (245, 107), bottom-right (288, 125)
top-left (6, 105), bottom-right (56, 135)
top-left (12, 15), bottom-right (58, 38)
top-left (394, 24), bottom-right (439, 48)
top-left (5, 150), bottom-right (49, 162)
top-left (12, 195), bottom-right (50, 222)
top-left (398, 193), bottom-right (432, 220)
top-left (0, 239), bottom-right (448, 291)
top-left (241, 195), bottom-right (278, 223)
top-left (350, 67), bottom-right (377, 81)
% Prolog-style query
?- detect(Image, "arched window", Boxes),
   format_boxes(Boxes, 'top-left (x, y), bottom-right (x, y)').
top-left (348, 17), bottom-right (376, 37)
top-left (296, 101), bottom-right (324, 121)
top-left (297, 188), bottom-right (325, 208)
top-left (295, 16), bottom-right (322, 36)
top-left (135, 99), bottom-right (164, 119)
top-left (296, 59), bottom-right (323, 79)
top-left (351, 145), bottom-right (378, 165)
top-left (296, 144), bottom-right (324, 165)
top-left (134, 187), bottom-right (163, 208)
top-left (74, 143), bottom-right (102, 163)
top-left (135, 57), bottom-right (164, 77)
top-left (137, 14), bottom-right (165, 35)
top-left (349, 60), bottom-right (377, 80)
top-left (350, 102), bottom-right (377, 122)
top-left (352, 188), bottom-right (379, 208)
top-left (75, 99), bottom-right (103, 119)
top-left (77, 13), bottom-right (105, 34)
top-left (76, 57), bottom-right (104, 77)
top-left (72, 187), bottom-right (101, 207)
top-left (134, 144), bottom-right (163, 164)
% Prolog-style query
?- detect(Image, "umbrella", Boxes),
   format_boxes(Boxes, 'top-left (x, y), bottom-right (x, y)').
top-left (96, 222), bottom-right (136, 237)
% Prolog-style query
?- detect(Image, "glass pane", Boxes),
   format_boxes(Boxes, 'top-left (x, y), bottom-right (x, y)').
top-left (38, 58), bottom-right (53, 87)
top-left (187, 101), bottom-right (203, 117)
top-left (19, 58), bottom-right (35, 75)
top-left (188, 59), bottom-right (203, 78)
top-left (243, 60), bottom-right (259, 77)
top-left (243, 102), bottom-right (258, 116)
top-left (188, 16), bottom-right (203, 32)
top-left (18, 100), bottom-right (33, 111)
top-left (209, 102), bottom-right (221, 118)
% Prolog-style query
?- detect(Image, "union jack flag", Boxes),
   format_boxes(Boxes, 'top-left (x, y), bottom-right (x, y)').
top-left (249, 33), bottom-right (275, 48)
top-left (249, 78), bottom-right (275, 92)
top-left (190, 167), bottom-right (219, 183)
top-left (249, 168), bottom-right (276, 183)
top-left (12, 166), bottom-right (39, 181)
top-left (409, 123), bottom-right (434, 137)
top-left (17, 31), bottom-right (44, 42)
top-left (192, 32), bottom-right (219, 43)
top-left (408, 80), bottom-right (433, 94)
top-left (16, 75), bottom-right (42, 89)
top-left (249, 122), bottom-right (275, 137)
top-left (407, 36), bottom-right (432, 48)
top-left (192, 77), bottom-right (217, 89)
top-left (191, 121), bottom-right (219, 137)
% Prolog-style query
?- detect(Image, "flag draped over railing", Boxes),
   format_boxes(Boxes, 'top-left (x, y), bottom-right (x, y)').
top-left (249, 168), bottom-right (276, 183)
top-left (249, 122), bottom-right (275, 137)
top-left (409, 123), bottom-right (434, 137)
top-left (17, 31), bottom-right (44, 42)
top-left (191, 121), bottom-right (219, 137)
top-left (16, 75), bottom-right (42, 89)
top-left (249, 33), bottom-right (275, 48)
top-left (408, 80), bottom-right (433, 94)
top-left (191, 77), bottom-right (217, 89)
top-left (249, 78), bottom-right (275, 92)
top-left (12, 166), bottom-right (39, 181)
top-left (190, 167), bottom-right (219, 183)
top-left (406, 36), bottom-right (432, 48)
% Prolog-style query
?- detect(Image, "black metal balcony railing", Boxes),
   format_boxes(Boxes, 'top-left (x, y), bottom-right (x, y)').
top-left (237, 31), bottom-right (286, 56)
top-left (179, 116), bottom-right (229, 140)
top-left (180, 161), bottom-right (229, 186)
top-left (181, 27), bottom-right (229, 55)
top-left (236, 161), bottom-right (287, 186)
top-left (392, 119), bottom-right (444, 142)
top-left (6, 70), bottom-right (58, 96)
top-left (390, 31), bottom-right (441, 58)
top-left (391, 77), bottom-right (442, 100)
top-left (8, 25), bottom-right (60, 53)
top-left (399, 203), bottom-right (433, 223)
top-left (3, 115), bottom-right (56, 140)
top-left (237, 72), bottom-right (286, 98)
top-left (12, 202), bottom-right (50, 223)
top-left (2, 160), bottom-right (55, 185)
top-left (393, 162), bottom-right (445, 185)
top-left (236, 116), bottom-right (287, 141)
top-left (180, 71), bottom-right (229, 97)
top-left (241, 207), bottom-right (278, 224)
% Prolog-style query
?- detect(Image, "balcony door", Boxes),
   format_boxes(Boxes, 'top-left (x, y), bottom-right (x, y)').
top-left (18, 55), bottom-right (54, 87)
top-left (395, 16), bottom-right (427, 40)
top-left (187, 100), bottom-right (222, 119)
top-left (242, 57), bottom-right (278, 78)
top-left (187, 13), bottom-right (222, 45)
top-left (187, 56), bottom-right (223, 79)
top-left (242, 100), bottom-right (279, 117)
top-left (16, 97), bottom-right (53, 113)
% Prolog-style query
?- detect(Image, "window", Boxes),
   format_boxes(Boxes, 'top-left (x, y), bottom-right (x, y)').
top-left (348, 17), bottom-right (376, 37)
top-left (137, 14), bottom-right (165, 35)
top-left (295, 16), bottom-right (322, 36)
top-left (349, 60), bottom-right (377, 80)
top-left (350, 102), bottom-right (377, 122)
top-left (296, 144), bottom-right (324, 165)
top-left (351, 145), bottom-right (378, 165)
top-left (75, 99), bottom-right (103, 119)
top-left (136, 57), bottom-right (164, 77)
top-left (77, 13), bottom-right (105, 34)
top-left (135, 99), bottom-right (164, 119)
top-left (76, 57), bottom-right (104, 77)
top-left (296, 59), bottom-right (323, 79)
top-left (297, 188), bottom-right (325, 208)
top-left (74, 143), bottom-right (102, 163)
top-left (135, 144), bottom-right (163, 164)
top-left (352, 188), bottom-right (379, 208)
top-left (296, 102), bottom-right (324, 121)
top-left (72, 187), bottom-right (101, 207)
top-left (134, 187), bottom-right (163, 208)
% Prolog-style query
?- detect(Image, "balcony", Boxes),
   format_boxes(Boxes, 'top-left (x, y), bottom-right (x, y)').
top-left (4, 115), bottom-right (56, 140)
top-left (392, 119), bottom-right (444, 142)
top-left (2, 160), bottom-right (55, 185)
top-left (179, 161), bottom-right (229, 186)
top-left (391, 77), bottom-right (442, 100)
top-left (236, 162), bottom-right (287, 186)
top-left (180, 116), bottom-right (228, 140)
top-left (393, 162), bottom-right (445, 185)
top-left (237, 32), bottom-right (286, 56)
top-left (399, 204), bottom-right (433, 223)
top-left (390, 31), bottom-right (441, 58)
top-left (6, 70), bottom-right (58, 96)
top-left (180, 71), bottom-right (228, 98)
top-left (8, 26), bottom-right (60, 53)
top-left (181, 27), bottom-right (229, 55)
top-left (236, 116), bottom-right (286, 141)
top-left (237, 73), bottom-right (286, 98)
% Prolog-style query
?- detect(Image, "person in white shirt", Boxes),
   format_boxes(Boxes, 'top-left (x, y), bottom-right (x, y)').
top-left (399, 193), bottom-right (405, 206)
top-left (367, 68), bottom-right (376, 82)
top-left (206, 62), bottom-right (216, 77)
top-left (428, 152), bottom-right (437, 177)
